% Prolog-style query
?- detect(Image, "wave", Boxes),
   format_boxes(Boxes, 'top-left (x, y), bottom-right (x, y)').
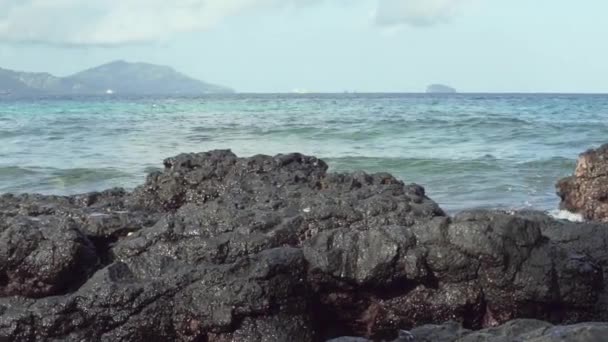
top-left (0, 166), bottom-right (132, 194)
top-left (324, 156), bottom-right (505, 175)
top-left (324, 155), bottom-right (574, 211)
top-left (0, 166), bottom-right (41, 177)
top-left (372, 115), bottom-right (534, 128)
top-left (252, 126), bottom-right (322, 136)
top-left (518, 157), bottom-right (576, 169)
top-left (43, 168), bottom-right (131, 186)
top-left (0, 128), bottom-right (46, 138)
top-left (548, 209), bottom-right (584, 222)
top-left (189, 115), bottom-right (543, 141)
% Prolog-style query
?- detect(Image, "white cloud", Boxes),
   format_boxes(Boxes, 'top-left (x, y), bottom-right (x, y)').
top-left (0, 0), bottom-right (472, 46)
top-left (375, 0), bottom-right (470, 27)
top-left (0, 0), bottom-right (321, 46)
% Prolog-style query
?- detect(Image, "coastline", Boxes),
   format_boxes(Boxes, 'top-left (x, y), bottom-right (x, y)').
top-left (1, 147), bottom-right (607, 341)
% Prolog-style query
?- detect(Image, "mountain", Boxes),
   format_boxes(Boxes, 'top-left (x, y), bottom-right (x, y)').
top-left (426, 84), bottom-right (457, 94)
top-left (0, 68), bottom-right (71, 95)
top-left (66, 61), bottom-right (233, 95)
top-left (0, 61), bottom-right (233, 96)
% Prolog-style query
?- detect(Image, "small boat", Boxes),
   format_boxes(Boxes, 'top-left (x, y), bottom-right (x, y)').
top-left (105, 89), bottom-right (114, 95)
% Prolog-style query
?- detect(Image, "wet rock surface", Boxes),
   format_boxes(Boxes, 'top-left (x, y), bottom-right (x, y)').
top-left (368, 319), bottom-right (608, 342)
top-left (1, 150), bottom-right (608, 341)
top-left (558, 143), bottom-right (608, 222)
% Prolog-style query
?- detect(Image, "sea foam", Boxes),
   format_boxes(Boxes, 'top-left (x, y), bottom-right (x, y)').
top-left (548, 209), bottom-right (584, 222)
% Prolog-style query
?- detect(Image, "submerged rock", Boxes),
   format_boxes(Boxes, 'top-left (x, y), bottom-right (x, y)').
top-left (557, 144), bottom-right (608, 222)
top-left (0, 150), bottom-right (608, 341)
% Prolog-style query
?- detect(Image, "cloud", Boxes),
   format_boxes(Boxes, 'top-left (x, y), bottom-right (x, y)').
top-left (0, 0), bottom-right (471, 47)
top-left (0, 0), bottom-right (321, 46)
top-left (374, 0), bottom-right (469, 27)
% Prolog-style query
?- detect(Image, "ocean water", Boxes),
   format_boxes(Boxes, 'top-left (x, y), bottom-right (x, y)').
top-left (1, 93), bottom-right (606, 213)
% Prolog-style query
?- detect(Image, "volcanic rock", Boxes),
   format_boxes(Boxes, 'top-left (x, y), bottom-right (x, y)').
top-left (558, 143), bottom-right (608, 222)
top-left (0, 150), bottom-right (607, 341)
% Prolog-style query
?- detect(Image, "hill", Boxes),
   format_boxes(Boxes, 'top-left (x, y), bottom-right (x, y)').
top-left (426, 84), bottom-right (457, 94)
top-left (0, 61), bottom-right (233, 96)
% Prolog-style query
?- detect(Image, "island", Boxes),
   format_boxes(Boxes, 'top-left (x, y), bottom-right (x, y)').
top-left (426, 84), bottom-right (457, 94)
top-left (0, 60), bottom-right (233, 96)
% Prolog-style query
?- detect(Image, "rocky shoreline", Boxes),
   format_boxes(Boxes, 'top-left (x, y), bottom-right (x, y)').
top-left (1, 146), bottom-right (608, 341)
top-left (558, 144), bottom-right (608, 223)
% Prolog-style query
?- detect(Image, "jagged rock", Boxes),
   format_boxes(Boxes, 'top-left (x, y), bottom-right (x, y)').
top-left (557, 144), bottom-right (608, 222)
top-left (0, 215), bottom-right (98, 298)
top-left (0, 189), bottom-right (159, 239)
top-left (1, 150), bottom-right (608, 341)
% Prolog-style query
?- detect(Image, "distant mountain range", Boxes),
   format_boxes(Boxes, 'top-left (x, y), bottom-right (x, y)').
top-left (0, 60), bottom-right (233, 96)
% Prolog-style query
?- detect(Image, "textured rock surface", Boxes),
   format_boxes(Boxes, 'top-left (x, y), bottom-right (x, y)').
top-left (332, 320), bottom-right (608, 341)
top-left (0, 215), bottom-right (98, 298)
top-left (403, 319), bottom-right (608, 342)
top-left (558, 143), bottom-right (608, 222)
top-left (1, 150), bottom-right (608, 341)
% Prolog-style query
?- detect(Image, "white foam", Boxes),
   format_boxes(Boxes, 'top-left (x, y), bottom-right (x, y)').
top-left (89, 212), bottom-right (110, 218)
top-left (548, 209), bottom-right (584, 222)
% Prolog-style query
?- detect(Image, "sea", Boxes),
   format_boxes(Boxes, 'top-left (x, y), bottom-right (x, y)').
top-left (1, 93), bottom-right (606, 215)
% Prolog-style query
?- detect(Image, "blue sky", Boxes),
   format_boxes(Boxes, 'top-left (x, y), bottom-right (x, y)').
top-left (0, 0), bottom-right (606, 93)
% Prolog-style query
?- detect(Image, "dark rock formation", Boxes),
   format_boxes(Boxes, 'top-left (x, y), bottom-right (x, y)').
top-left (558, 143), bottom-right (608, 222)
top-left (1, 150), bottom-right (608, 341)
top-left (0, 215), bottom-right (98, 298)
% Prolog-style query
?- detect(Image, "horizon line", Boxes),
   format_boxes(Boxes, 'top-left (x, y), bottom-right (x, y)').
top-left (233, 91), bottom-right (608, 95)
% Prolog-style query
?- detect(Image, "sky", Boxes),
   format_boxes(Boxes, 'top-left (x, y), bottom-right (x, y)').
top-left (0, 0), bottom-right (607, 93)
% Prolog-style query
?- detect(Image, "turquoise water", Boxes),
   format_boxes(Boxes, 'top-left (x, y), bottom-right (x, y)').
top-left (1, 93), bottom-right (607, 213)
